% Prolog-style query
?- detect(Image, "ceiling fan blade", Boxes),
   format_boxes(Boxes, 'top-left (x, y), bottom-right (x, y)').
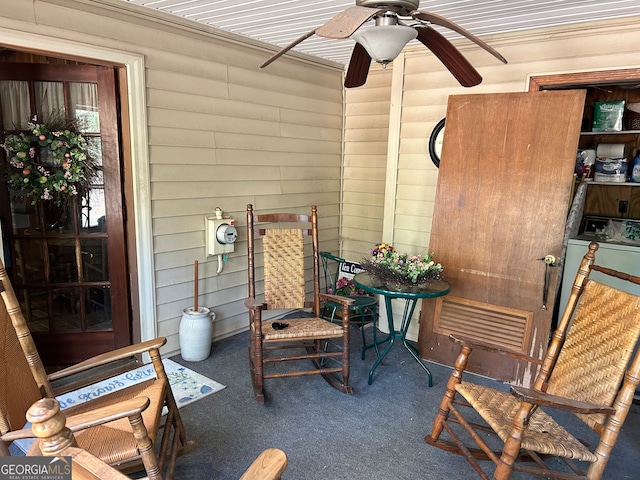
top-left (416, 27), bottom-right (482, 87)
top-left (344, 43), bottom-right (372, 88)
top-left (259, 29), bottom-right (317, 68)
top-left (412, 11), bottom-right (507, 64)
top-left (316, 5), bottom-right (385, 39)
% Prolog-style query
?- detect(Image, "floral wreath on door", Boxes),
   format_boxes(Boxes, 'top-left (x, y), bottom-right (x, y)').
top-left (1, 115), bottom-right (96, 206)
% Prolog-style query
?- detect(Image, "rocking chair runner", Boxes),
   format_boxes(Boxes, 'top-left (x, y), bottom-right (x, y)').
top-left (0, 258), bottom-right (196, 479)
top-left (244, 204), bottom-right (355, 402)
top-left (426, 242), bottom-right (640, 479)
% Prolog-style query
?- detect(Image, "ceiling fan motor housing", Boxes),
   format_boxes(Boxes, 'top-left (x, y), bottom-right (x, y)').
top-left (263, 0), bottom-right (505, 89)
top-left (356, 0), bottom-right (420, 16)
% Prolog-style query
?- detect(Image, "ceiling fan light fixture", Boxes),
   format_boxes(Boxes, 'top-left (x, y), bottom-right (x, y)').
top-left (351, 25), bottom-right (417, 65)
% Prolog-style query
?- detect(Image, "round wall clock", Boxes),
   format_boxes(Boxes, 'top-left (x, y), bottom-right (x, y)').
top-left (428, 117), bottom-right (445, 168)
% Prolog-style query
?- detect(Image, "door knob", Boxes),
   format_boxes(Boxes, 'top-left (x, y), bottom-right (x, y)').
top-left (539, 254), bottom-right (558, 310)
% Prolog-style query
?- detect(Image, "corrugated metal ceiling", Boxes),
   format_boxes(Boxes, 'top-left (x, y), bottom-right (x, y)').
top-left (123, 0), bottom-right (640, 65)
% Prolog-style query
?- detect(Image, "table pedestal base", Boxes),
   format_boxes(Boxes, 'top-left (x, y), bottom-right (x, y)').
top-left (367, 297), bottom-right (433, 387)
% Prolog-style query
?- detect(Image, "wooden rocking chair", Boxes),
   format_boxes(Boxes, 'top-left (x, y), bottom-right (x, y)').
top-left (14, 396), bottom-right (149, 480)
top-left (426, 242), bottom-right (640, 479)
top-left (16, 397), bottom-right (287, 480)
top-left (0, 258), bottom-right (196, 479)
top-left (245, 204), bottom-right (354, 402)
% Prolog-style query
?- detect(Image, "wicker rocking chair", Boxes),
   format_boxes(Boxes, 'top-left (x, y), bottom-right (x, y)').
top-left (426, 241), bottom-right (640, 479)
top-left (0, 258), bottom-right (196, 479)
top-left (245, 204), bottom-right (354, 402)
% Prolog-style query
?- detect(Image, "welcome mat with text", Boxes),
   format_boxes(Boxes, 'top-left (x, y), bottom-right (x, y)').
top-left (56, 358), bottom-right (226, 410)
top-left (13, 359), bottom-right (225, 454)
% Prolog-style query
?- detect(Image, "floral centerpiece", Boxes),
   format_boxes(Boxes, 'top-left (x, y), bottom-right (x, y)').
top-left (1, 115), bottom-right (96, 206)
top-left (360, 242), bottom-right (443, 287)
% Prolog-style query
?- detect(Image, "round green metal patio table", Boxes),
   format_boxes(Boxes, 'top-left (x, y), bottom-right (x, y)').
top-left (353, 272), bottom-right (451, 387)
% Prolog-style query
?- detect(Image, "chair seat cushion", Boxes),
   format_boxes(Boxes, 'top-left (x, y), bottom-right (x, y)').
top-left (455, 381), bottom-right (598, 462)
top-left (262, 317), bottom-right (344, 341)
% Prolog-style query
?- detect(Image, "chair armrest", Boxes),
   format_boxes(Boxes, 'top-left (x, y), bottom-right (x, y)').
top-left (240, 448), bottom-right (288, 480)
top-left (65, 396), bottom-right (151, 432)
top-left (1, 397), bottom-right (150, 447)
top-left (510, 386), bottom-right (616, 415)
top-left (245, 297), bottom-right (267, 311)
top-left (1, 427), bottom-right (34, 442)
top-left (319, 293), bottom-right (355, 307)
top-left (48, 338), bottom-right (168, 382)
top-left (449, 335), bottom-right (542, 365)
top-left (65, 448), bottom-right (131, 479)
top-left (319, 251), bottom-right (345, 263)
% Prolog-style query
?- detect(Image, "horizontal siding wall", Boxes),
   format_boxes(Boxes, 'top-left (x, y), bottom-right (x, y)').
top-left (342, 67), bottom-right (392, 263)
top-left (346, 16), bottom-right (640, 341)
top-left (1, 0), bottom-right (344, 356)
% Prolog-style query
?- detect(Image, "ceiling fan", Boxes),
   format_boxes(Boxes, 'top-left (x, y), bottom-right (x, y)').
top-left (260, 0), bottom-right (507, 88)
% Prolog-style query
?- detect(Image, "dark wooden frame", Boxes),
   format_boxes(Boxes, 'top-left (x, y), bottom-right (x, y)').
top-left (0, 62), bottom-right (130, 363)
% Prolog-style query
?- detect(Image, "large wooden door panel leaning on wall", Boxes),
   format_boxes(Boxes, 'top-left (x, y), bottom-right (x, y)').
top-left (419, 90), bottom-right (586, 386)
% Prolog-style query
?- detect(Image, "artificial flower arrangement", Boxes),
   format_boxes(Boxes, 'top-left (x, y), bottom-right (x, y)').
top-left (360, 242), bottom-right (444, 285)
top-left (1, 115), bottom-right (96, 206)
top-left (327, 276), bottom-right (369, 297)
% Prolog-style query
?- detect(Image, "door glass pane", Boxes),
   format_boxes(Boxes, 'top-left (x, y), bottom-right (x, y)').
top-left (86, 137), bottom-right (103, 183)
top-left (35, 82), bottom-right (65, 121)
top-left (86, 286), bottom-right (111, 330)
top-left (52, 287), bottom-right (81, 331)
top-left (81, 238), bottom-right (108, 282)
top-left (81, 188), bottom-right (106, 232)
top-left (0, 80), bottom-right (30, 129)
top-left (42, 201), bottom-right (75, 234)
top-left (14, 239), bottom-right (44, 285)
top-left (88, 138), bottom-right (103, 190)
top-left (49, 239), bottom-right (78, 283)
top-left (23, 289), bottom-right (49, 333)
top-left (70, 83), bottom-right (99, 132)
top-left (9, 191), bottom-right (36, 235)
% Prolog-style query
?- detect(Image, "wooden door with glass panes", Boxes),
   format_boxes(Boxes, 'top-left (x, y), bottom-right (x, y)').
top-left (0, 63), bottom-right (130, 364)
